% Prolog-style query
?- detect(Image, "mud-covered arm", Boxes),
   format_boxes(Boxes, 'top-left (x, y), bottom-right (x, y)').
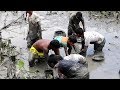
top-left (69, 16), bottom-right (76, 30)
top-left (80, 39), bottom-right (89, 55)
top-left (72, 44), bottom-right (77, 53)
top-left (53, 49), bottom-right (60, 55)
top-left (77, 55), bottom-right (87, 65)
top-left (25, 12), bottom-right (28, 21)
top-left (43, 48), bottom-right (49, 60)
top-left (69, 16), bottom-right (74, 25)
top-left (81, 46), bottom-right (88, 53)
top-left (81, 38), bottom-right (90, 52)
top-left (64, 46), bottom-right (69, 56)
top-left (81, 17), bottom-right (85, 32)
top-left (68, 18), bottom-right (75, 36)
top-left (79, 46), bottom-right (87, 57)
top-left (67, 44), bottom-right (72, 55)
top-left (36, 21), bottom-right (42, 39)
top-left (81, 35), bottom-right (85, 50)
top-left (37, 21), bottom-right (41, 31)
top-left (54, 63), bottom-right (65, 79)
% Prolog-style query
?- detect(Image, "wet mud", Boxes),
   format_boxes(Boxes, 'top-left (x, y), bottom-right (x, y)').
top-left (0, 11), bottom-right (120, 79)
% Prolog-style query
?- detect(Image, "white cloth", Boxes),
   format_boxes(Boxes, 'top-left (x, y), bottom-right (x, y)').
top-left (54, 54), bottom-right (88, 78)
top-left (28, 12), bottom-right (41, 24)
top-left (84, 31), bottom-right (105, 46)
top-left (64, 54), bottom-right (85, 62)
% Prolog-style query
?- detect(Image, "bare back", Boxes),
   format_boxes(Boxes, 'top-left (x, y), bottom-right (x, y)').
top-left (33, 39), bottom-right (51, 52)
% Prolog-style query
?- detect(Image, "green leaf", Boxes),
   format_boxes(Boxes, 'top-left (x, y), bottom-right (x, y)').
top-left (17, 60), bottom-right (24, 69)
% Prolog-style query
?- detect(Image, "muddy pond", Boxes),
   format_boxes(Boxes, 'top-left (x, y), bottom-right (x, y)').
top-left (1, 11), bottom-right (120, 79)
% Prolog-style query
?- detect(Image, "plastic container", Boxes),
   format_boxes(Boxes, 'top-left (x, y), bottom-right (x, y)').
top-left (53, 30), bottom-right (66, 38)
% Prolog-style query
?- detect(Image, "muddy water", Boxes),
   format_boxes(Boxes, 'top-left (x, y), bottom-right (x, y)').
top-left (85, 12), bottom-right (120, 79)
top-left (1, 11), bottom-right (120, 79)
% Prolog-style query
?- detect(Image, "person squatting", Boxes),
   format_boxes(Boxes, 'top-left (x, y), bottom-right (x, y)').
top-left (26, 11), bottom-right (106, 79)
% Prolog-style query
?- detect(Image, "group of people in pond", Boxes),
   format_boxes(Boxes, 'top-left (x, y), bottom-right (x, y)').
top-left (25, 11), bottom-right (106, 79)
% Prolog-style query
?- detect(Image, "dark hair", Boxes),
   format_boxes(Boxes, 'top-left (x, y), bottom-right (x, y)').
top-left (58, 60), bottom-right (77, 78)
top-left (50, 40), bottom-right (60, 48)
top-left (75, 27), bottom-right (84, 35)
top-left (68, 35), bottom-right (77, 43)
top-left (76, 12), bottom-right (82, 19)
top-left (48, 54), bottom-right (63, 68)
top-left (26, 11), bottom-right (33, 14)
top-left (75, 28), bottom-right (85, 49)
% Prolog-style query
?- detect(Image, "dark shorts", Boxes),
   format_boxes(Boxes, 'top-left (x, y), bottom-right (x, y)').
top-left (79, 51), bottom-right (87, 57)
top-left (93, 38), bottom-right (106, 52)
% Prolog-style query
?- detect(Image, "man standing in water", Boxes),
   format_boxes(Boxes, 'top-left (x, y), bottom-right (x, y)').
top-left (68, 12), bottom-right (86, 55)
top-left (68, 12), bottom-right (85, 37)
top-left (26, 11), bottom-right (42, 48)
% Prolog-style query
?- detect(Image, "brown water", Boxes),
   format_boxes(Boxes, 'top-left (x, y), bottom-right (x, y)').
top-left (1, 11), bottom-right (120, 79)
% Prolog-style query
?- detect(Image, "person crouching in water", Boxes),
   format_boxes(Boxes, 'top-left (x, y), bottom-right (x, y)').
top-left (47, 54), bottom-right (89, 79)
top-left (54, 35), bottom-right (77, 56)
top-left (29, 39), bottom-right (61, 67)
top-left (74, 28), bottom-right (106, 57)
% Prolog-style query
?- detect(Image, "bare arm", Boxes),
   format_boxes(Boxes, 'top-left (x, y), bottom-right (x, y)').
top-left (72, 45), bottom-right (77, 53)
top-left (81, 17), bottom-right (85, 32)
top-left (54, 63), bottom-right (64, 79)
top-left (80, 46), bottom-right (88, 54)
top-left (68, 17), bottom-right (75, 36)
top-left (53, 49), bottom-right (60, 55)
top-left (64, 46), bottom-right (68, 56)
top-left (81, 35), bottom-right (85, 50)
top-left (36, 22), bottom-right (42, 39)
top-left (43, 48), bottom-right (49, 60)
top-left (69, 16), bottom-right (74, 25)
top-left (67, 44), bottom-right (72, 55)
top-left (78, 55), bottom-right (87, 63)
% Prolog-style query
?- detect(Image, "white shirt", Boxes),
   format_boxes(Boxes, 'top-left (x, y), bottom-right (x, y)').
top-left (64, 54), bottom-right (85, 62)
top-left (84, 31), bottom-right (105, 46)
top-left (28, 12), bottom-right (40, 24)
top-left (54, 54), bottom-right (87, 78)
